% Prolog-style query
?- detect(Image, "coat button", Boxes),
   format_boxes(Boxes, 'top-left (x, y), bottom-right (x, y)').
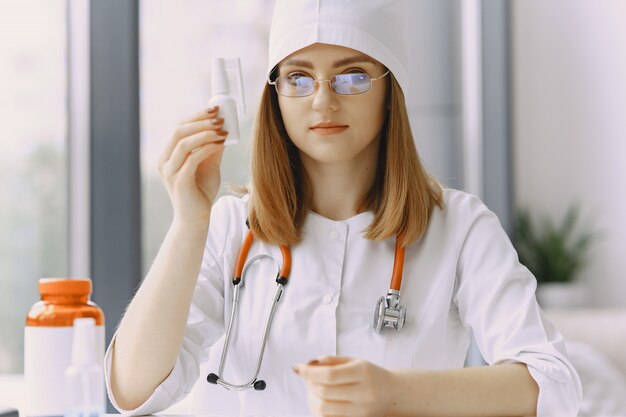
top-left (322, 294), bottom-right (333, 304)
top-left (329, 230), bottom-right (340, 240)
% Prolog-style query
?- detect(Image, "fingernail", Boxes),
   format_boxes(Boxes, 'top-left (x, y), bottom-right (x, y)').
top-left (307, 359), bottom-right (320, 366)
top-left (217, 130), bottom-right (229, 136)
top-left (207, 106), bottom-right (218, 113)
top-left (211, 118), bottom-right (224, 125)
top-left (292, 366), bottom-right (300, 375)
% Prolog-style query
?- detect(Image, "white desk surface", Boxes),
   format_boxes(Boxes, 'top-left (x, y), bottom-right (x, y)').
top-left (7, 411), bottom-right (246, 417)
top-left (102, 414), bottom-right (238, 417)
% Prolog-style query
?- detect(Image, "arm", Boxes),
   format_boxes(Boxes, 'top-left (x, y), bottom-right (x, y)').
top-left (390, 363), bottom-right (538, 417)
top-left (295, 357), bottom-right (537, 417)
top-left (109, 221), bottom-right (210, 410)
top-left (109, 107), bottom-right (228, 410)
top-left (452, 194), bottom-right (582, 416)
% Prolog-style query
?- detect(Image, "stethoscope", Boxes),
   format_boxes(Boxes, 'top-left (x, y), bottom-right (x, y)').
top-left (207, 220), bottom-right (407, 391)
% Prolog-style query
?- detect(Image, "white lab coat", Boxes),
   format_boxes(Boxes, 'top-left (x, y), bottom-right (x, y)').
top-left (104, 189), bottom-right (582, 416)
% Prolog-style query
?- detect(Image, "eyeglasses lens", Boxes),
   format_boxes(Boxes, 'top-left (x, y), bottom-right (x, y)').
top-left (331, 74), bottom-right (371, 95)
top-left (277, 75), bottom-right (315, 97)
top-left (276, 73), bottom-right (372, 97)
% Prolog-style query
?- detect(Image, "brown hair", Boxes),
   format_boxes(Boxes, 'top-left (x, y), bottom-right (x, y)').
top-left (244, 74), bottom-right (443, 248)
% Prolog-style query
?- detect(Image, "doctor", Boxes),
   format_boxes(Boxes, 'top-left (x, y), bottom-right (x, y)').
top-left (106, 0), bottom-right (582, 416)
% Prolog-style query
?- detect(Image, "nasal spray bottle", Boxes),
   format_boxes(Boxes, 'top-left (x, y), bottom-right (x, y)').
top-left (208, 57), bottom-right (246, 145)
top-left (64, 318), bottom-right (105, 417)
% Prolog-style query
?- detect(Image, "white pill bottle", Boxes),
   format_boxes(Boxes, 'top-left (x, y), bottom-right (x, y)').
top-left (24, 278), bottom-right (105, 417)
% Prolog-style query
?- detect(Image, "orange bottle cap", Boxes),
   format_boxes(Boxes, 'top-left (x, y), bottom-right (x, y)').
top-left (38, 278), bottom-right (92, 295)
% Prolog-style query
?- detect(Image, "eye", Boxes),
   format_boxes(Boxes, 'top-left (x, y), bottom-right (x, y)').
top-left (344, 68), bottom-right (367, 75)
top-left (286, 71), bottom-right (311, 79)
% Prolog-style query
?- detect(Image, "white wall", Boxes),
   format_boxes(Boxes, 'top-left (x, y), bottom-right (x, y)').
top-left (512, 0), bottom-right (626, 306)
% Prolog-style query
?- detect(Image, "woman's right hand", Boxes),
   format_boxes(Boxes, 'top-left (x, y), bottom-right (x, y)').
top-left (158, 106), bottom-right (228, 227)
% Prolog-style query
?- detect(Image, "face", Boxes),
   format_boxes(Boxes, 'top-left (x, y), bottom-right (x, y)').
top-left (276, 43), bottom-right (388, 168)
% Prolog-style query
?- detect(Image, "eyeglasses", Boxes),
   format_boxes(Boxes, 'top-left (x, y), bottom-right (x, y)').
top-left (268, 70), bottom-right (390, 97)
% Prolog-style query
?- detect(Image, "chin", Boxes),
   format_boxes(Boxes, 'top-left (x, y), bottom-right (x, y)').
top-left (300, 148), bottom-right (352, 165)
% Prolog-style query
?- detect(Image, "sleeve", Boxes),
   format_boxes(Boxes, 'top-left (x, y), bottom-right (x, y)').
top-left (104, 197), bottom-right (235, 415)
top-left (452, 195), bottom-right (583, 417)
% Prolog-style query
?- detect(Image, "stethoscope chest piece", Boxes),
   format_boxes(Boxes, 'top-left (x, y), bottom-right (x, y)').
top-left (373, 289), bottom-right (406, 333)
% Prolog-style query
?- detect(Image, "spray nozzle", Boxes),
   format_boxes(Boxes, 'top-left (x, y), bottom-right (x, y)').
top-left (70, 317), bottom-right (97, 366)
top-left (211, 57), bottom-right (246, 116)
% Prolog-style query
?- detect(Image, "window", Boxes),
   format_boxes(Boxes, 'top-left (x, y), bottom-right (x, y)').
top-left (0, 0), bottom-right (68, 373)
top-left (139, 0), bottom-right (272, 271)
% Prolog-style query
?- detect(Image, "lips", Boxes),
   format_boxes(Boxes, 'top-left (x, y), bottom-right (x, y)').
top-left (310, 121), bottom-right (348, 129)
top-left (310, 121), bottom-right (349, 136)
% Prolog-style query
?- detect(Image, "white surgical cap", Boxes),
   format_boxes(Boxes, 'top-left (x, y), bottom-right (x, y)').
top-left (267, 0), bottom-right (409, 93)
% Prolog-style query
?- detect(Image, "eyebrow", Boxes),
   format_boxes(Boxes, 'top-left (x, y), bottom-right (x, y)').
top-left (281, 55), bottom-right (378, 69)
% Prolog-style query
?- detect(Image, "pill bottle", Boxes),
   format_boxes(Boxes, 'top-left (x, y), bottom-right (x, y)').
top-left (24, 278), bottom-right (105, 417)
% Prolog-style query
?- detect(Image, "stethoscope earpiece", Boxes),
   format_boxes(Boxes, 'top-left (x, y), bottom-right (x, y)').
top-left (207, 373), bottom-right (219, 384)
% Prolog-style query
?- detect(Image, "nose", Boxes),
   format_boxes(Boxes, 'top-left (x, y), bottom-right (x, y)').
top-left (311, 79), bottom-right (339, 112)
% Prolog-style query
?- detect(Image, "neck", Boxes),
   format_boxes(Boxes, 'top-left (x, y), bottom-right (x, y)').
top-left (301, 146), bottom-right (379, 221)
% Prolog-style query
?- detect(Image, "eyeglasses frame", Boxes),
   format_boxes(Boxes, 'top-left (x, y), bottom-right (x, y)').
top-left (267, 69), bottom-right (391, 97)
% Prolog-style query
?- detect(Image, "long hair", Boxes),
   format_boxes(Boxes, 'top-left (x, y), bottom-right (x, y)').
top-left (246, 74), bottom-right (443, 248)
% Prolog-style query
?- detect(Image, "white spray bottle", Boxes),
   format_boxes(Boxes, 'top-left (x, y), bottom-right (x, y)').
top-left (208, 57), bottom-right (246, 146)
top-left (63, 318), bottom-right (105, 417)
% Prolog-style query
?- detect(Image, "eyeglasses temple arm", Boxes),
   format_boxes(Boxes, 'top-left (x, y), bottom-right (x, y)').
top-left (371, 70), bottom-right (391, 81)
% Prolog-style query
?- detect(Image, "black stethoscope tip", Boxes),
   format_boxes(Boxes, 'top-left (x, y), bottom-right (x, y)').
top-left (207, 373), bottom-right (219, 384)
top-left (253, 380), bottom-right (267, 391)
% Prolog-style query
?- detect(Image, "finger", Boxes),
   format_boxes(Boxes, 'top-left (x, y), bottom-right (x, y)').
top-left (162, 118), bottom-right (225, 169)
top-left (295, 357), bottom-right (361, 385)
top-left (180, 106), bottom-right (219, 124)
top-left (307, 391), bottom-right (351, 417)
top-left (176, 141), bottom-right (225, 181)
top-left (310, 356), bottom-right (352, 366)
top-left (176, 117), bottom-right (225, 140)
top-left (307, 380), bottom-right (359, 402)
top-left (158, 116), bottom-right (223, 170)
top-left (163, 130), bottom-right (228, 177)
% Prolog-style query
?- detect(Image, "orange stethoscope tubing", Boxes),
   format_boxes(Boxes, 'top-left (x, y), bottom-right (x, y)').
top-left (235, 230), bottom-right (403, 288)
top-left (390, 238), bottom-right (405, 291)
top-left (234, 229), bottom-right (292, 285)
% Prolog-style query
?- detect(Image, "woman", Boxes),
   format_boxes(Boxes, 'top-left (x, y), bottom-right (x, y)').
top-left (106, 1), bottom-right (582, 416)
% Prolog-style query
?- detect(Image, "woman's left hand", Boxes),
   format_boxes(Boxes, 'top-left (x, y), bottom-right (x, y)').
top-left (293, 356), bottom-right (397, 417)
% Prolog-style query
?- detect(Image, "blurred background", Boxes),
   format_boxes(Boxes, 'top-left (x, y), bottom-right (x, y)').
top-left (1, 0), bottom-right (625, 413)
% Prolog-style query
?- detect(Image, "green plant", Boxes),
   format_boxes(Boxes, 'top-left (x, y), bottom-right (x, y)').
top-left (513, 205), bottom-right (594, 284)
